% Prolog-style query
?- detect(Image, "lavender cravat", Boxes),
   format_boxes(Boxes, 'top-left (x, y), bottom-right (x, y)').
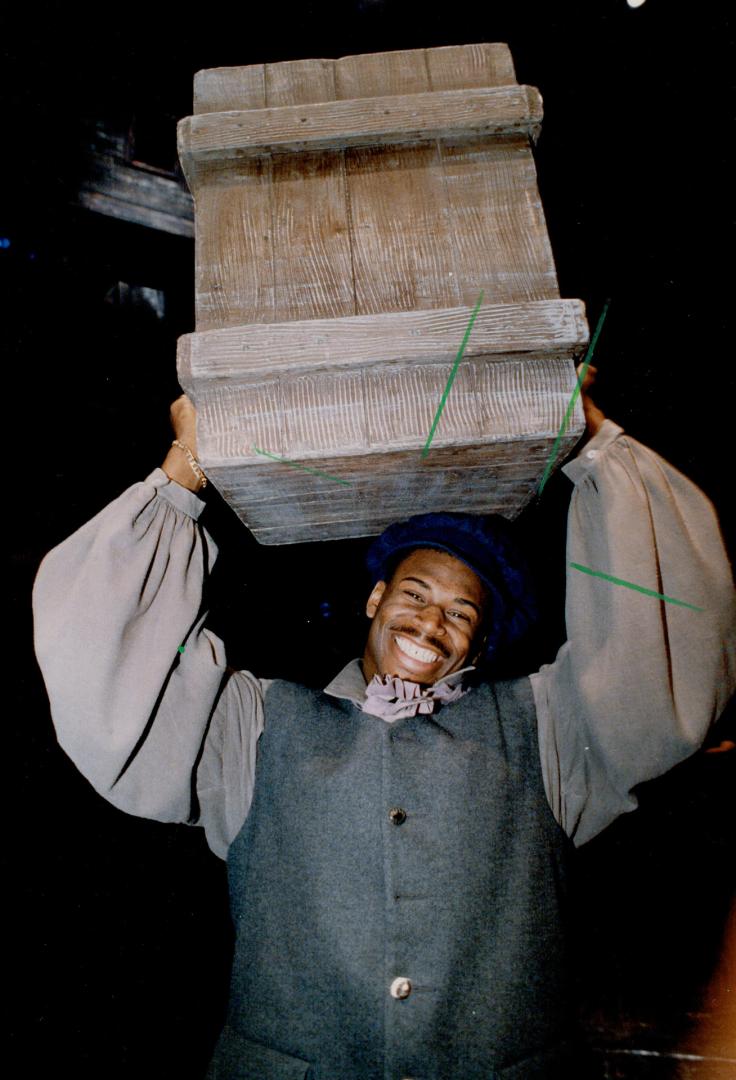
top-left (362, 671), bottom-right (469, 721)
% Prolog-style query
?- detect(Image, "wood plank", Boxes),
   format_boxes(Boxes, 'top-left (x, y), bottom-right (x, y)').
top-left (191, 44), bottom-right (516, 114)
top-left (336, 49), bottom-right (456, 315)
top-left (263, 57), bottom-right (355, 322)
top-left (439, 134), bottom-right (559, 304)
top-left (264, 57), bottom-right (336, 106)
top-left (177, 85), bottom-right (543, 171)
top-left (191, 376), bottom-right (287, 460)
top-left (76, 152), bottom-right (194, 238)
top-left (335, 47), bottom-right (430, 99)
top-left (364, 359), bottom-right (480, 447)
top-left (194, 156), bottom-right (275, 329)
top-left (203, 433), bottom-right (581, 545)
top-left (425, 43), bottom-right (516, 89)
top-left (178, 300), bottom-right (588, 383)
top-left (76, 189), bottom-right (193, 238)
top-left (270, 149), bottom-right (355, 321)
top-left (184, 350), bottom-right (584, 465)
top-left (193, 63), bottom-right (266, 114)
top-left (346, 140), bottom-right (460, 314)
top-left (281, 370), bottom-right (366, 454)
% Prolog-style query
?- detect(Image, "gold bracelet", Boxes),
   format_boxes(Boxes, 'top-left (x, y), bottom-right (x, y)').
top-left (171, 439), bottom-right (208, 490)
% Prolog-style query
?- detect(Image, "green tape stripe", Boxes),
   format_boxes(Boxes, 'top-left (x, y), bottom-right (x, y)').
top-left (570, 562), bottom-right (703, 611)
top-left (252, 446), bottom-right (353, 486)
top-left (538, 299), bottom-right (611, 495)
top-left (421, 291), bottom-right (485, 459)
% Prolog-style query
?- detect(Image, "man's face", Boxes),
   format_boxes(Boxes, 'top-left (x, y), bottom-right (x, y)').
top-left (362, 548), bottom-right (489, 685)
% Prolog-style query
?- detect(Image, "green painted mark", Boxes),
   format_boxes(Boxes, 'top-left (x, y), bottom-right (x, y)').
top-left (252, 446), bottom-right (353, 486)
top-left (569, 562), bottom-right (704, 611)
top-left (537, 298), bottom-right (611, 495)
top-left (178, 645), bottom-right (186, 653)
top-left (421, 291), bottom-right (484, 459)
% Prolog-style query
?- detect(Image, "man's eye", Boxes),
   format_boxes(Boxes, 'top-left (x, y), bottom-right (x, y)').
top-left (404, 591), bottom-right (424, 602)
top-left (449, 610), bottom-right (471, 622)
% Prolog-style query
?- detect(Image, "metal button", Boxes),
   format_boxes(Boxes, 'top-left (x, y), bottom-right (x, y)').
top-left (389, 807), bottom-right (407, 825)
top-left (390, 976), bottom-right (412, 999)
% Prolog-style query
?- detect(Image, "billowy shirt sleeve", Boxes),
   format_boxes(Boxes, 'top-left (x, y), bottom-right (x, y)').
top-left (530, 420), bottom-right (736, 846)
top-left (32, 468), bottom-right (265, 860)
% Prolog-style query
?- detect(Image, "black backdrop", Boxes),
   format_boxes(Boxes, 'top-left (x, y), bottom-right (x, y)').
top-left (4, 2), bottom-right (735, 1077)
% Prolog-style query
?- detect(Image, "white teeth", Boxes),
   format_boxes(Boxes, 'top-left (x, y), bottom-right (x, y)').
top-left (394, 635), bottom-right (440, 664)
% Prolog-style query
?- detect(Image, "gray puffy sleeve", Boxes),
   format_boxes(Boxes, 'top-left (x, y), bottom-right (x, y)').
top-left (530, 420), bottom-right (736, 845)
top-left (32, 468), bottom-right (265, 858)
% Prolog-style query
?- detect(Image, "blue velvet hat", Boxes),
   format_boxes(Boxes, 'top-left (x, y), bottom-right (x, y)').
top-left (365, 511), bottom-right (537, 662)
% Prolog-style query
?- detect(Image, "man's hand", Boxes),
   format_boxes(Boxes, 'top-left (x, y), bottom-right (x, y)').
top-left (161, 394), bottom-right (203, 492)
top-left (577, 363), bottom-right (606, 440)
top-left (169, 393), bottom-right (198, 455)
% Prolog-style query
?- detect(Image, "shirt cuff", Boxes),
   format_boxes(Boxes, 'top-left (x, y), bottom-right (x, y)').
top-left (144, 467), bottom-right (208, 520)
top-left (561, 418), bottom-right (625, 485)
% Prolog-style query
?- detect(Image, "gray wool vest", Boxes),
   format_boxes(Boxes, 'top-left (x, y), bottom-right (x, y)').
top-left (206, 676), bottom-right (576, 1080)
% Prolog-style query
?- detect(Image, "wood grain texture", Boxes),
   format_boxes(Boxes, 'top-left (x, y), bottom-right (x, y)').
top-left (178, 43), bottom-right (588, 543)
top-left (191, 44), bottom-right (516, 114)
top-left (194, 156), bottom-right (274, 329)
top-left (203, 433), bottom-right (581, 545)
top-left (270, 150), bottom-right (355, 321)
top-left (182, 351), bottom-right (584, 467)
top-left (77, 152), bottom-right (194, 238)
top-left (193, 63), bottom-right (266, 113)
top-left (346, 140), bottom-right (460, 314)
top-left (177, 86), bottom-right (543, 173)
top-left (178, 300), bottom-right (588, 383)
top-left (334, 46), bottom-right (431, 99)
top-left (176, 298), bottom-right (587, 543)
top-left (264, 60), bottom-right (354, 322)
top-left (439, 134), bottom-right (558, 304)
top-left (264, 57), bottom-right (336, 107)
top-left (425, 43), bottom-right (516, 90)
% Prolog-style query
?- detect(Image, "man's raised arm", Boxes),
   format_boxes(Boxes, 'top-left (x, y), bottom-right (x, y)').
top-left (32, 395), bottom-right (264, 855)
top-left (530, 382), bottom-right (736, 845)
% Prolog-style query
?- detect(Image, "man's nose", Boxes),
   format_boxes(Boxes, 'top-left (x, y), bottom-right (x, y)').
top-left (417, 604), bottom-right (446, 635)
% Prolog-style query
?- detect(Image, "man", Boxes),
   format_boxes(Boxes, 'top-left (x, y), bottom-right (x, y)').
top-left (32, 379), bottom-right (735, 1079)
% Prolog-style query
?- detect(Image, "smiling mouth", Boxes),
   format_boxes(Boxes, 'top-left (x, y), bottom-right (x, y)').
top-left (393, 634), bottom-right (443, 665)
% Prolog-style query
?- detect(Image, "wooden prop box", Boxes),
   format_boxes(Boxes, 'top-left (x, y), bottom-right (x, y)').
top-left (176, 42), bottom-right (589, 544)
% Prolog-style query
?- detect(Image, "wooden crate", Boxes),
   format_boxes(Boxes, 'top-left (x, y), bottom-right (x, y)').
top-left (176, 43), bottom-right (588, 544)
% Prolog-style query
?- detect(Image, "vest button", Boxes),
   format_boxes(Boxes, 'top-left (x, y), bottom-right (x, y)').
top-left (389, 976), bottom-right (412, 999)
top-left (389, 807), bottom-right (407, 825)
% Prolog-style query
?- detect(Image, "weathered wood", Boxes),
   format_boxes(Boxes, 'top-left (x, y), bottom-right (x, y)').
top-left (177, 43), bottom-right (588, 543)
top-left (267, 60), bottom-right (354, 323)
top-left (192, 44), bottom-right (517, 114)
top-left (346, 141), bottom-right (461, 314)
top-left (179, 300), bottom-right (587, 384)
top-left (194, 63), bottom-right (266, 113)
top-left (201, 433), bottom-right (581, 544)
top-left (177, 86), bottom-right (543, 173)
top-left (271, 150), bottom-right (355, 322)
top-left (194, 157), bottom-right (274, 327)
top-left (440, 135), bottom-right (559, 304)
top-left (425, 43), bottom-right (517, 90)
top-left (177, 299), bottom-right (587, 544)
top-left (77, 152), bottom-right (194, 237)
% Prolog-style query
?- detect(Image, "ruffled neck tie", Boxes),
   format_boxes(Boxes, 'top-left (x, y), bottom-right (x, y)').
top-left (362, 671), bottom-right (469, 721)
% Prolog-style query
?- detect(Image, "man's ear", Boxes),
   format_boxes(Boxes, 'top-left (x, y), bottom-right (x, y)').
top-left (366, 580), bottom-right (387, 619)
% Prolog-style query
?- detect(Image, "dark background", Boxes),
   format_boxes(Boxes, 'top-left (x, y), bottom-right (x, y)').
top-left (4, 1), bottom-right (734, 1077)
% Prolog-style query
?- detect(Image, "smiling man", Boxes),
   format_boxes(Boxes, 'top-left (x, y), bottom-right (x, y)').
top-left (32, 382), bottom-right (735, 1080)
top-left (365, 549), bottom-right (485, 682)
